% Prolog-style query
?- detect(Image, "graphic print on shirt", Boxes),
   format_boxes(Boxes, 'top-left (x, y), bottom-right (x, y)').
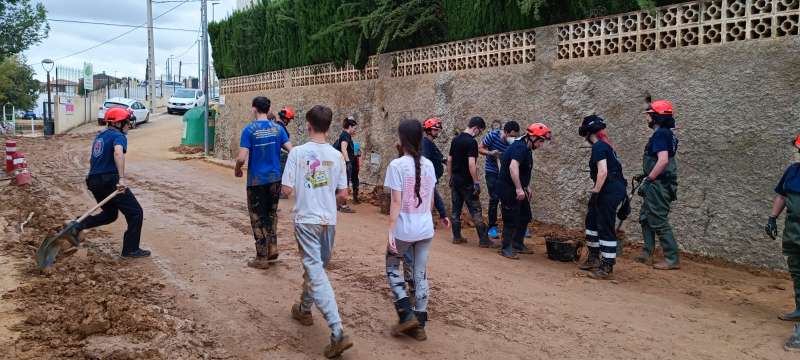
top-left (400, 174), bottom-right (434, 214)
top-left (92, 138), bottom-right (104, 158)
top-left (303, 153), bottom-right (334, 189)
top-left (252, 127), bottom-right (280, 147)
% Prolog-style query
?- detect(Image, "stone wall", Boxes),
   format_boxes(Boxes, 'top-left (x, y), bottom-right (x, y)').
top-left (215, 1), bottom-right (800, 268)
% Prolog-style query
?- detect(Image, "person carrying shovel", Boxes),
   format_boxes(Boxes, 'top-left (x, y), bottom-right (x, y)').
top-left (70, 107), bottom-right (149, 258)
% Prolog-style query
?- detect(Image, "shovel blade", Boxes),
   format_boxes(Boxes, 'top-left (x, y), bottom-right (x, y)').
top-left (35, 225), bottom-right (79, 270)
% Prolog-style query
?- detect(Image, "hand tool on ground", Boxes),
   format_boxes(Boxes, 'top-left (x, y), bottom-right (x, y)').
top-left (35, 189), bottom-right (123, 270)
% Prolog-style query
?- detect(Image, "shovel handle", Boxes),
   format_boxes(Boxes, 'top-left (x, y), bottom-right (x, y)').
top-left (75, 189), bottom-right (124, 223)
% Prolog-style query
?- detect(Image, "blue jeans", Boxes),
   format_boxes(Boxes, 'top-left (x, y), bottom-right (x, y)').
top-left (388, 239), bottom-right (432, 312)
top-left (295, 223), bottom-right (343, 333)
top-left (485, 172), bottom-right (500, 228)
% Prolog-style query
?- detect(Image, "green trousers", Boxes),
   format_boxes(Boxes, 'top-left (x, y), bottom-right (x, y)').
top-left (784, 194), bottom-right (800, 307)
top-left (639, 179), bottom-right (679, 264)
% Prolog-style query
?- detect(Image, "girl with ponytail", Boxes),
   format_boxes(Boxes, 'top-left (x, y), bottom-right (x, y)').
top-left (383, 119), bottom-right (448, 341)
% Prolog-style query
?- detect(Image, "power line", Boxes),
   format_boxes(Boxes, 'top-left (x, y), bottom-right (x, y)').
top-left (175, 40), bottom-right (197, 59)
top-left (51, 0), bottom-right (191, 62)
top-left (47, 18), bottom-right (198, 32)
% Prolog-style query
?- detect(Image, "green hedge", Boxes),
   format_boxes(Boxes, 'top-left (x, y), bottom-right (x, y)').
top-left (209, 0), bottom-right (684, 79)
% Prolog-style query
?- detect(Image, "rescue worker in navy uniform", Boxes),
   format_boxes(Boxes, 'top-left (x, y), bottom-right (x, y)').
top-left (634, 100), bottom-right (680, 270)
top-left (497, 123), bottom-right (552, 259)
top-left (765, 134), bottom-right (800, 352)
top-left (576, 115), bottom-right (627, 279)
top-left (71, 107), bottom-right (149, 258)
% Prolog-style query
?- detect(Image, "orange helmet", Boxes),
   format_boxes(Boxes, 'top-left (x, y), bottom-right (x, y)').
top-left (104, 108), bottom-right (132, 124)
top-left (423, 117), bottom-right (442, 130)
top-left (279, 106), bottom-right (295, 121)
top-left (527, 123), bottom-right (552, 140)
top-left (645, 100), bottom-right (673, 116)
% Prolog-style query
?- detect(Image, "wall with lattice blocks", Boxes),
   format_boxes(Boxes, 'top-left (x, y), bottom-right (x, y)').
top-left (557, 0), bottom-right (799, 60)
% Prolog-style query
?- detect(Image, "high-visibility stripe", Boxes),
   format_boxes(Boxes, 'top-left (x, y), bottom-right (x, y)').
top-left (601, 251), bottom-right (617, 259)
top-left (599, 240), bottom-right (617, 247)
top-left (587, 241), bottom-right (600, 248)
top-left (585, 230), bottom-right (598, 236)
top-left (6, 147), bottom-right (16, 152)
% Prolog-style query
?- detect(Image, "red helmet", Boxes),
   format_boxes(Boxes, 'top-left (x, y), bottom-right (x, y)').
top-left (527, 123), bottom-right (552, 140)
top-left (423, 117), bottom-right (442, 130)
top-left (279, 106), bottom-right (295, 121)
top-left (646, 100), bottom-right (674, 116)
top-left (104, 108), bottom-right (132, 124)
top-left (794, 134), bottom-right (800, 149)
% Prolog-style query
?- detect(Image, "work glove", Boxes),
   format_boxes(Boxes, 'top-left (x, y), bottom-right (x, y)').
top-left (473, 182), bottom-right (481, 196)
top-left (617, 197), bottom-right (631, 221)
top-left (766, 216), bottom-right (778, 240)
top-left (588, 192), bottom-right (599, 208)
top-left (637, 178), bottom-right (652, 197)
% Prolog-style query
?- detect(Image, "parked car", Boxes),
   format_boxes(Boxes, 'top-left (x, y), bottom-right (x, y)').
top-left (22, 111), bottom-right (37, 120)
top-left (97, 98), bottom-right (150, 127)
top-left (167, 89), bottom-right (206, 115)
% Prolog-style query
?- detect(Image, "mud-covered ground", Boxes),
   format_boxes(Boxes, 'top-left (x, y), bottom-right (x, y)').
top-left (0, 114), bottom-right (797, 359)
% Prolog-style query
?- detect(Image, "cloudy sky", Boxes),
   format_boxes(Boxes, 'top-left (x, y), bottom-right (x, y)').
top-left (23, 0), bottom-right (238, 82)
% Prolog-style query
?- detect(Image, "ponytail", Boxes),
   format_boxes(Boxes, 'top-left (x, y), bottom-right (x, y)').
top-left (412, 149), bottom-right (422, 207)
top-left (595, 129), bottom-right (614, 149)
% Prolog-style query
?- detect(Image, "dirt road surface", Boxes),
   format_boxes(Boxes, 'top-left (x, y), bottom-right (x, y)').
top-left (1, 113), bottom-right (797, 359)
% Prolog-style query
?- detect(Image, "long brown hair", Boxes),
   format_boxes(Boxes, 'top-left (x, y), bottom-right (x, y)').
top-left (398, 119), bottom-right (423, 207)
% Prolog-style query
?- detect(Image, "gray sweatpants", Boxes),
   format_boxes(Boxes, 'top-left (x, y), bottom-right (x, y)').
top-left (295, 223), bottom-right (343, 333)
top-left (386, 238), bottom-right (432, 312)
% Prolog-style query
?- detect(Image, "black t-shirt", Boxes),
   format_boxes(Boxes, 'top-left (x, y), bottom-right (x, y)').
top-left (498, 140), bottom-right (533, 193)
top-left (449, 132), bottom-right (479, 186)
top-left (590, 141), bottom-right (625, 183)
top-left (335, 131), bottom-right (355, 161)
top-left (422, 137), bottom-right (445, 180)
top-left (645, 128), bottom-right (678, 158)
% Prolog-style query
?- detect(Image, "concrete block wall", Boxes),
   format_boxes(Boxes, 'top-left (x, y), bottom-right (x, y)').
top-left (215, 14), bottom-right (800, 268)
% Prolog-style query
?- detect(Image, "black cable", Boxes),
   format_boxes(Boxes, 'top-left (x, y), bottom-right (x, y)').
top-left (47, 18), bottom-right (198, 32)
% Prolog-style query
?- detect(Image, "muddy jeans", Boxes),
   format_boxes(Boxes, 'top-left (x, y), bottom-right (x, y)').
top-left (387, 238), bottom-right (432, 312)
top-left (247, 182), bottom-right (281, 260)
top-left (450, 184), bottom-right (490, 245)
top-left (295, 223), bottom-right (343, 333)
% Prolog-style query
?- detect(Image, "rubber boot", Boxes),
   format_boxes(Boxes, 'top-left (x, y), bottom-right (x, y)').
top-left (499, 225), bottom-right (519, 260)
top-left (452, 222), bottom-right (467, 244)
top-left (476, 223), bottom-right (497, 248)
top-left (589, 261), bottom-right (614, 280)
top-left (410, 311), bottom-right (428, 341)
top-left (352, 188), bottom-right (360, 204)
top-left (579, 248), bottom-right (600, 271)
top-left (779, 289), bottom-right (800, 322)
top-left (513, 227), bottom-right (533, 254)
top-left (391, 297), bottom-right (419, 336)
top-left (786, 324), bottom-right (800, 352)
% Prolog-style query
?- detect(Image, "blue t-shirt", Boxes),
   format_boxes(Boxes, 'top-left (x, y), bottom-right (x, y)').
top-left (240, 120), bottom-right (289, 186)
top-left (89, 128), bottom-right (127, 176)
top-left (590, 141), bottom-right (625, 183)
top-left (645, 128), bottom-right (679, 158)
top-left (498, 140), bottom-right (533, 196)
top-left (481, 130), bottom-right (510, 174)
top-left (775, 163), bottom-right (800, 196)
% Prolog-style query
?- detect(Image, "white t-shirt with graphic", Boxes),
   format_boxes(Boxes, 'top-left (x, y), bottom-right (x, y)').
top-left (282, 142), bottom-right (348, 225)
top-left (384, 155), bottom-right (436, 242)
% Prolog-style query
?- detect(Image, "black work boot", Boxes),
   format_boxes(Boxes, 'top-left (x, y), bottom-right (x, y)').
top-left (352, 188), bottom-right (360, 204)
top-left (451, 222), bottom-right (467, 244)
top-left (391, 297), bottom-right (419, 336)
top-left (786, 324), bottom-right (800, 352)
top-left (579, 249), bottom-right (601, 271)
top-left (476, 223), bottom-right (497, 248)
top-left (499, 226), bottom-right (519, 259)
top-left (589, 261), bottom-right (614, 280)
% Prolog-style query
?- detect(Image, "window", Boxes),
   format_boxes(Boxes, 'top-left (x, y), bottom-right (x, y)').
top-left (174, 89), bottom-right (197, 98)
top-left (104, 102), bottom-right (127, 109)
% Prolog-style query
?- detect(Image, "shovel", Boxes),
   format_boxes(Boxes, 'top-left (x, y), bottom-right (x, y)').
top-left (35, 189), bottom-right (123, 270)
top-left (615, 177), bottom-right (645, 256)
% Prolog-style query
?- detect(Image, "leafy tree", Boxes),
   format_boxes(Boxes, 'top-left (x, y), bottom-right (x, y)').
top-left (0, 0), bottom-right (49, 59)
top-left (0, 55), bottom-right (39, 109)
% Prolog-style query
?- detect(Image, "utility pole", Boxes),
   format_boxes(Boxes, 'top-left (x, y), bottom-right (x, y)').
top-left (178, 61), bottom-right (182, 87)
top-left (201, 0), bottom-right (210, 155)
top-left (196, 39), bottom-right (201, 89)
top-left (147, 0), bottom-right (156, 112)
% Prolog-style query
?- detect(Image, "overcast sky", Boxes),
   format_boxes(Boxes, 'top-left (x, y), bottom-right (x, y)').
top-left (23, 0), bottom-right (238, 82)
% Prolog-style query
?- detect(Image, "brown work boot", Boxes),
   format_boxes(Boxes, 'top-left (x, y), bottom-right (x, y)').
top-left (588, 263), bottom-right (614, 280)
top-left (634, 253), bottom-right (653, 265)
top-left (578, 256), bottom-right (600, 271)
top-left (292, 303), bottom-right (313, 326)
top-left (247, 257), bottom-right (270, 269)
top-left (452, 237), bottom-right (468, 244)
top-left (324, 334), bottom-right (353, 359)
top-left (653, 261), bottom-right (680, 270)
top-left (406, 326), bottom-right (427, 341)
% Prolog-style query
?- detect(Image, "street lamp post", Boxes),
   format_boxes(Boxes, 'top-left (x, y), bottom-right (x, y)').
top-left (212, 2), bottom-right (220, 22)
top-left (41, 59), bottom-right (55, 136)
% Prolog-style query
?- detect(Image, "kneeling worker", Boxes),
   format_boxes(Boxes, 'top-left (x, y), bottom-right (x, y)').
top-left (72, 107), bottom-right (149, 258)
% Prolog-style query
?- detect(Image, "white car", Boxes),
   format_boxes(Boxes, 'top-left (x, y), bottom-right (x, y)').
top-left (167, 89), bottom-right (206, 115)
top-left (97, 98), bottom-right (150, 127)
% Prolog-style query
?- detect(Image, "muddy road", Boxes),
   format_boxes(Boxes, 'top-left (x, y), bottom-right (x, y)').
top-left (1, 114), bottom-right (797, 359)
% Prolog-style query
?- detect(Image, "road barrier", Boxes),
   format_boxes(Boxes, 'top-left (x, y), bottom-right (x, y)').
top-left (5, 139), bottom-right (16, 173)
top-left (12, 152), bottom-right (30, 186)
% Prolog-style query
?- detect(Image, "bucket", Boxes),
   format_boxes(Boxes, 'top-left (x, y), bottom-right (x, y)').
top-left (545, 235), bottom-right (581, 262)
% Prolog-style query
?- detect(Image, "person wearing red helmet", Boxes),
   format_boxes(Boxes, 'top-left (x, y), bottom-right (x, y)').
top-left (496, 122), bottom-right (552, 259)
top-left (70, 107), bottom-right (149, 258)
top-left (634, 100), bottom-right (680, 270)
top-left (479, 121), bottom-right (521, 241)
top-left (577, 115), bottom-right (627, 279)
top-left (422, 117), bottom-right (449, 221)
top-left (276, 106), bottom-right (296, 190)
top-left (765, 135), bottom-right (800, 335)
